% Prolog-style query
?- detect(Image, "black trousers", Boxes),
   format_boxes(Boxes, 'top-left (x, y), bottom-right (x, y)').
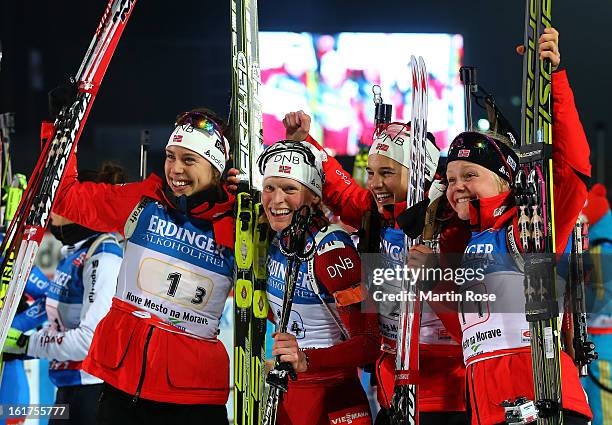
top-left (49, 383), bottom-right (104, 425)
top-left (96, 383), bottom-right (229, 425)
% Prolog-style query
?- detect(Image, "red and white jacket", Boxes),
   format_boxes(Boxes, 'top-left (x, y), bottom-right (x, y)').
top-left (53, 152), bottom-right (236, 404)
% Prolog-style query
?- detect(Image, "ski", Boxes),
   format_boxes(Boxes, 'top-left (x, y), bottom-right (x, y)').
top-left (251, 203), bottom-right (269, 424)
top-left (513, 0), bottom-right (563, 423)
top-left (261, 207), bottom-right (317, 425)
top-left (0, 0), bottom-right (136, 350)
top-left (230, 0), bottom-right (267, 424)
top-left (389, 55), bottom-right (429, 425)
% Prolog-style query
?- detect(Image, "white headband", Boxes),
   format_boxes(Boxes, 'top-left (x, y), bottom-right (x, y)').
top-left (259, 141), bottom-right (325, 197)
top-left (368, 123), bottom-right (440, 182)
top-left (166, 124), bottom-right (230, 174)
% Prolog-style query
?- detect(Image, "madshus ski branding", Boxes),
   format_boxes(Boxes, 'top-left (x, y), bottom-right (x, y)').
top-left (112, 0), bottom-right (135, 23)
top-left (33, 92), bottom-right (92, 233)
top-left (0, 0), bottom-right (137, 360)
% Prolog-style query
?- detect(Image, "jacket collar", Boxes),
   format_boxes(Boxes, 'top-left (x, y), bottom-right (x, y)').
top-left (150, 175), bottom-right (236, 249)
top-left (468, 190), bottom-right (516, 232)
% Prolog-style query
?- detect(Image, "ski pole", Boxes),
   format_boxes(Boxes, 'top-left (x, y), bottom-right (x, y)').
top-left (262, 206), bottom-right (317, 425)
top-left (459, 66), bottom-right (477, 131)
top-left (139, 129), bottom-right (150, 181)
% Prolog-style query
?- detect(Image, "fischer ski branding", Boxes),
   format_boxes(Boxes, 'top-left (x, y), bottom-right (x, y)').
top-left (230, 0), bottom-right (267, 424)
top-left (511, 0), bottom-right (563, 423)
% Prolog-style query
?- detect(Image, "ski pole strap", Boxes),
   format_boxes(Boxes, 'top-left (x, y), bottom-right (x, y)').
top-left (506, 224), bottom-right (525, 273)
top-left (307, 223), bottom-right (351, 340)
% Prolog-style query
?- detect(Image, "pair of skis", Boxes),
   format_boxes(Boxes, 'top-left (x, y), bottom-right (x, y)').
top-left (230, 1), bottom-right (269, 425)
top-left (389, 56), bottom-right (429, 425)
top-left (0, 0), bottom-right (136, 351)
top-left (513, 0), bottom-right (563, 423)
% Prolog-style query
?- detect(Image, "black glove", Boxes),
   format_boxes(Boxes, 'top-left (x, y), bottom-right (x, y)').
top-left (396, 198), bottom-right (429, 239)
top-left (48, 78), bottom-right (77, 120)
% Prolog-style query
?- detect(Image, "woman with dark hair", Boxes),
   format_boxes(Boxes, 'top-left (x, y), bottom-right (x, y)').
top-left (49, 109), bottom-right (235, 425)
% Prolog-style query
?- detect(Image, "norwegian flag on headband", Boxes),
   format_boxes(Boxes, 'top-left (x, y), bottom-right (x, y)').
top-left (278, 165), bottom-right (291, 173)
top-left (458, 149), bottom-right (470, 158)
top-left (173, 134), bottom-right (183, 143)
top-left (375, 143), bottom-right (389, 152)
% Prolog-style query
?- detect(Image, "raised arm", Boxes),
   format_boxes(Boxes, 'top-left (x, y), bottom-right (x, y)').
top-left (284, 111), bottom-right (374, 228)
top-left (551, 69), bottom-right (591, 253)
top-left (53, 150), bottom-right (162, 234)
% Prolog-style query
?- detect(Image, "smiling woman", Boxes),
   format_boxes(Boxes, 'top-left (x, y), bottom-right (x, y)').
top-left (257, 140), bottom-right (380, 425)
top-left (50, 108), bottom-right (237, 425)
top-left (163, 109), bottom-right (231, 202)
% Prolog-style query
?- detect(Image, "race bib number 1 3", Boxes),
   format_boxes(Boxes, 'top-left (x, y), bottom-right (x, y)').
top-left (138, 258), bottom-right (213, 311)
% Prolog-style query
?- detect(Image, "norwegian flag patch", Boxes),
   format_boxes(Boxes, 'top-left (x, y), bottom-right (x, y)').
top-left (173, 134), bottom-right (183, 143)
top-left (458, 149), bottom-right (470, 157)
top-left (278, 165), bottom-right (291, 173)
top-left (375, 143), bottom-right (389, 152)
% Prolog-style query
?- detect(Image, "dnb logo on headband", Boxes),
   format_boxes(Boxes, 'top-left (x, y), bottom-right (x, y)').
top-left (272, 152), bottom-right (302, 165)
top-left (214, 138), bottom-right (226, 156)
top-left (458, 149), bottom-right (470, 158)
top-left (378, 132), bottom-right (406, 147)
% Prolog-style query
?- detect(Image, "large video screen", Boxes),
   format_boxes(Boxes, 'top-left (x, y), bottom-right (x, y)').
top-left (260, 32), bottom-right (465, 155)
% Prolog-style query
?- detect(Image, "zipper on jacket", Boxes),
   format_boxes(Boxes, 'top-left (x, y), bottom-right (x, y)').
top-left (470, 365), bottom-right (482, 425)
top-left (132, 325), bottom-right (154, 403)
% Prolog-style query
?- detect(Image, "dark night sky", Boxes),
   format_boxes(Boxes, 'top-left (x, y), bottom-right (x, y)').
top-left (1, 1), bottom-right (610, 185)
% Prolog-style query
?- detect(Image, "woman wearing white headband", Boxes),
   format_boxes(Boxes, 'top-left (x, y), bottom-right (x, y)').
top-left (283, 112), bottom-right (468, 425)
top-left (259, 140), bottom-right (380, 425)
top-left (52, 109), bottom-right (235, 424)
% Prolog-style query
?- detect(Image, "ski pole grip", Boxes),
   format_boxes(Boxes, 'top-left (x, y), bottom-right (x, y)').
top-left (0, 112), bottom-right (15, 140)
top-left (374, 103), bottom-right (392, 126)
top-left (140, 129), bottom-right (151, 181)
top-left (460, 66), bottom-right (477, 130)
top-left (460, 66), bottom-right (477, 89)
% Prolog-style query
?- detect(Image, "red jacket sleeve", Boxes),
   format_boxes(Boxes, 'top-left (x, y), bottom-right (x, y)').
top-left (551, 69), bottom-right (591, 253)
top-left (305, 135), bottom-right (373, 229)
top-left (53, 151), bottom-right (162, 234)
top-left (305, 303), bottom-right (380, 373)
top-left (305, 237), bottom-right (381, 372)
